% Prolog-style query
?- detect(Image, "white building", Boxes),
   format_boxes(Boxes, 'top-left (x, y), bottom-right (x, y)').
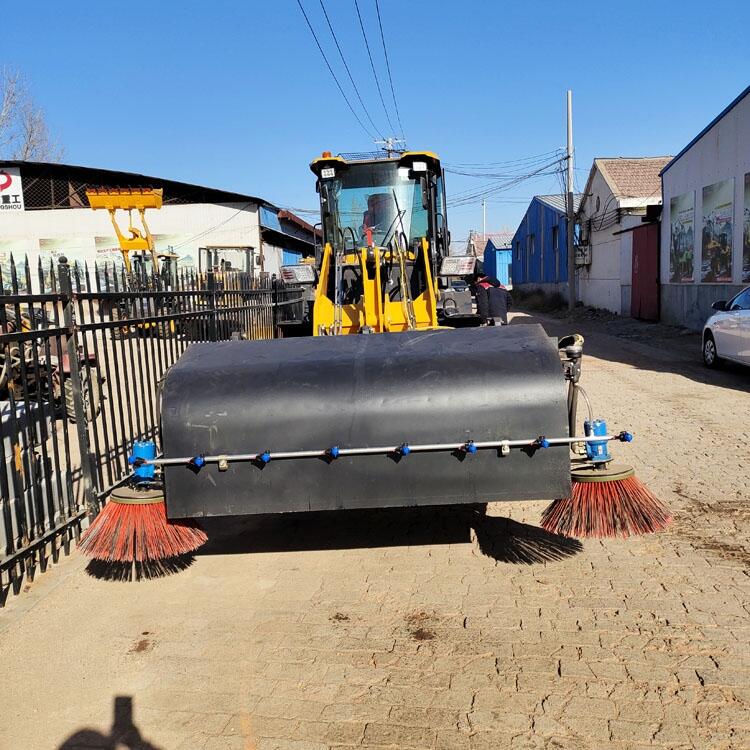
top-left (577, 157), bottom-right (670, 314)
top-left (660, 86), bottom-right (750, 330)
top-left (0, 160), bottom-right (316, 289)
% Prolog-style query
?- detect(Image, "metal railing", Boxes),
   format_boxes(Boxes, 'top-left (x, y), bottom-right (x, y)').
top-left (0, 255), bottom-right (302, 604)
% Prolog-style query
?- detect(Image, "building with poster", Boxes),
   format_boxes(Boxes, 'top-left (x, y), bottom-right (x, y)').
top-left (660, 85), bottom-right (750, 330)
top-left (0, 160), bottom-right (316, 290)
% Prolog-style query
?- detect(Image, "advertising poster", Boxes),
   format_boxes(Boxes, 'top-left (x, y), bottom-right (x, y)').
top-left (744, 174), bottom-right (750, 283)
top-left (0, 167), bottom-right (25, 212)
top-left (669, 191), bottom-right (694, 282)
top-left (95, 236), bottom-right (125, 267)
top-left (39, 237), bottom-right (92, 289)
top-left (0, 237), bottom-right (38, 291)
top-left (152, 234), bottom-right (195, 269)
top-left (701, 178), bottom-right (734, 282)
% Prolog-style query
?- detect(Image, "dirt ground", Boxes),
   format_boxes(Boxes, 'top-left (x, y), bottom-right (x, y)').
top-left (1, 310), bottom-right (748, 750)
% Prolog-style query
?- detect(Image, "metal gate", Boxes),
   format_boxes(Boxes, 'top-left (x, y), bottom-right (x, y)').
top-left (0, 256), bottom-right (302, 604)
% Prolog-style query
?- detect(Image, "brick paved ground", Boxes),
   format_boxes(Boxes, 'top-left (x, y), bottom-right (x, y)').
top-left (1, 311), bottom-right (749, 750)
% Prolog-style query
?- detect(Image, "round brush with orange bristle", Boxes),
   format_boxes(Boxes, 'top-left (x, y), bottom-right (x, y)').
top-left (540, 420), bottom-right (671, 539)
top-left (78, 440), bottom-right (207, 563)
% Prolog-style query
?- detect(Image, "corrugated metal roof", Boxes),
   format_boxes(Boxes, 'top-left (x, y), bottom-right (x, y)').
top-left (0, 159), bottom-right (272, 209)
top-left (469, 231), bottom-right (514, 251)
top-left (536, 194), bottom-right (582, 213)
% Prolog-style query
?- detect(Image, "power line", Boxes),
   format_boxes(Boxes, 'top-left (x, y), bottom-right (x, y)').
top-left (446, 150), bottom-right (567, 179)
top-left (374, 0), bottom-right (406, 141)
top-left (447, 158), bottom-right (565, 207)
top-left (446, 149), bottom-right (566, 168)
top-left (295, 0), bottom-right (376, 140)
top-left (353, 0), bottom-right (397, 137)
top-left (318, 0), bottom-right (385, 140)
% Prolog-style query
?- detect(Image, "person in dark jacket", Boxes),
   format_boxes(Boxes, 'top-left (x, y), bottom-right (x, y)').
top-left (472, 269), bottom-right (511, 325)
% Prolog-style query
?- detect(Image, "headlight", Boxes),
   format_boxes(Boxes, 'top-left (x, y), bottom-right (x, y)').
top-left (280, 264), bottom-right (317, 284)
top-left (439, 256), bottom-right (476, 276)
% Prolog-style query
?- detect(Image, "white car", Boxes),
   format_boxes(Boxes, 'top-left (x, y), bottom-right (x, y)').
top-left (703, 286), bottom-right (750, 367)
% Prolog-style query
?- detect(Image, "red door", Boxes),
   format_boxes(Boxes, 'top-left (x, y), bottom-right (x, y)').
top-left (631, 224), bottom-right (659, 321)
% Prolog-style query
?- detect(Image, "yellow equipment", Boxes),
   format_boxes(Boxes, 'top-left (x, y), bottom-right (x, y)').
top-left (86, 187), bottom-right (163, 273)
top-left (308, 151), bottom-right (447, 335)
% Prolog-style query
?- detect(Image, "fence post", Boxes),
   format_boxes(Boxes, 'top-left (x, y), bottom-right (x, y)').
top-left (58, 257), bottom-right (99, 520)
top-left (272, 277), bottom-right (279, 338)
top-left (207, 270), bottom-right (218, 342)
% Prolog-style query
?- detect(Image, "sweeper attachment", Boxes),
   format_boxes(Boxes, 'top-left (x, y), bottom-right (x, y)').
top-left (78, 149), bottom-right (670, 565)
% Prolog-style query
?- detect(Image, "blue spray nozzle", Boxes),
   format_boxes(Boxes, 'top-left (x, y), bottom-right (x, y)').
top-left (464, 440), bottom-right (477, 454)
top-left (259, 451), bottom-right (271, 464)
top-left (329, 446), bottom-right (340, 459)
top-left (537, 437), bottom-right (550, 449)
top-left (618, 431), bottom-right (633, 443)
top-left (190, 454), bottom-right (206, 468)
top-left (399, 443), bottom-right (410, 456)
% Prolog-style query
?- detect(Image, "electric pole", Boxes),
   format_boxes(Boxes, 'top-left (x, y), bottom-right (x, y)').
top-left (566, 90), bottom-right (576, 311)
top-left (482, 199), bottom-right (486, 241)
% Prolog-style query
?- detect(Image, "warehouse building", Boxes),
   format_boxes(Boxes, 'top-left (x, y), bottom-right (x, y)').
top-left (660, 85), bottom-right (750, 330)
top-left (510, 194), bottom-right (581, 295)
top-left (576, 157), bottom-right (669, 316)
top-left (0, 161), bottom-right (316, 289)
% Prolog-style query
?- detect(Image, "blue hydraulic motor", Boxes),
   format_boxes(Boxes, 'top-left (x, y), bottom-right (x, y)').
top-left (584, 419), bottom-right (611, 463)
top-left (129, 439), bottom-right (157, 483)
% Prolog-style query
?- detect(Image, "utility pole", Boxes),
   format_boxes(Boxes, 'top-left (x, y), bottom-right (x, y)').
top-left (566, 90), bottom-right (576, 311)
top-left (375, 137), bottom-right (405, 156)
top-left (482, 199), bottom-right (486, 241)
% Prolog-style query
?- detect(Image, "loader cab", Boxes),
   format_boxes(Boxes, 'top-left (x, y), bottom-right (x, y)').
top-left (309, 151), bottom-right (448, 335)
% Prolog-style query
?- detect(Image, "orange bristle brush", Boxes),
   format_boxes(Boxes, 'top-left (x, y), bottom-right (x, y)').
top-left (541, 419), bottom-right (671, 539)
top-left (541, 463), bottom-right (672, 538)
top-left (78, 486), bottom-right (207, 563)
top-left (79, 440), bottom-right (206, 563)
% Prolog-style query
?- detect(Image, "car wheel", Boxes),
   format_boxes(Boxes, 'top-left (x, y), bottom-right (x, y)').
top-left (703, 331), bottom-right (721, 368)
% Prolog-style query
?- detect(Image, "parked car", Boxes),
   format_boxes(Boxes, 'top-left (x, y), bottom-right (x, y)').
top-left (703, 286), bottom-right (750, 367)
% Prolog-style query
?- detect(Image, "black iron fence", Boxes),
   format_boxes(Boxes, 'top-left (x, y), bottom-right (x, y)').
top-left (0, 255), bottom-right (303, 603)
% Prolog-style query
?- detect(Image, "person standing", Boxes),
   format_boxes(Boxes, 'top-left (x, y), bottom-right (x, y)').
top-left (472, 269), bottom-right (511, 325)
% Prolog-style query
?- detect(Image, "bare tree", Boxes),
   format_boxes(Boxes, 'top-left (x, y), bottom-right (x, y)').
top-left (0, 68), bottom-right (63, 162)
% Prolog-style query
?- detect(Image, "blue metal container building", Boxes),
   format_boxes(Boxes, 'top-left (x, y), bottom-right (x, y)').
top-left (511, 195), bottom-right (581, 288)
top-left (482, 239), bottom-right (513, 287)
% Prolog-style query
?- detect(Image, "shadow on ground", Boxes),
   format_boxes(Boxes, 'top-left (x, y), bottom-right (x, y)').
top-left (511, 310), bottom-right (750, 395)
top-left (85, 555), bottom-right (195, 582)
top-left (195, 504), bottom-right (581, 566)
top-left (58, 695), bottom-right (160, 750)
top-left (473, 514), bottom-right (583, 564)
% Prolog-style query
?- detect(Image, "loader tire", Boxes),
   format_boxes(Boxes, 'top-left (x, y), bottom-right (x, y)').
top-left (64, 366), bottom-right (103, 424)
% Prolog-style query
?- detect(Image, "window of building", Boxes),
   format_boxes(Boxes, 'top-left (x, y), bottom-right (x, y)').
top-left (552, 225), bottom-right (559, 254)
top-left (528, 234), bottom-right (535, 254)
top-left (516, 240), bottom-right (520, 260)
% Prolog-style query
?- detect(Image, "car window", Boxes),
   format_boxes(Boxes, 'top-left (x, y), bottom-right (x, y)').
top-left (729, 288), bottom-right (750, 310)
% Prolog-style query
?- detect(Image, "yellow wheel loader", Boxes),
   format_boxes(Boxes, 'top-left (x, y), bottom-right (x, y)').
top-left (156, 150), bottom-right (590, 518)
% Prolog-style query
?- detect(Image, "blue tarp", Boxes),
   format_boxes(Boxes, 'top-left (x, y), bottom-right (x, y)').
top-left (259, 206), bottom-right (282, 231)
top-left (282, 249), bottom-right (302, 265)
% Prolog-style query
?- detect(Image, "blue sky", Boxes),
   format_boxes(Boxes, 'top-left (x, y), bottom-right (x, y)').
top-left (4, 0), bottom-right (750, 246)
